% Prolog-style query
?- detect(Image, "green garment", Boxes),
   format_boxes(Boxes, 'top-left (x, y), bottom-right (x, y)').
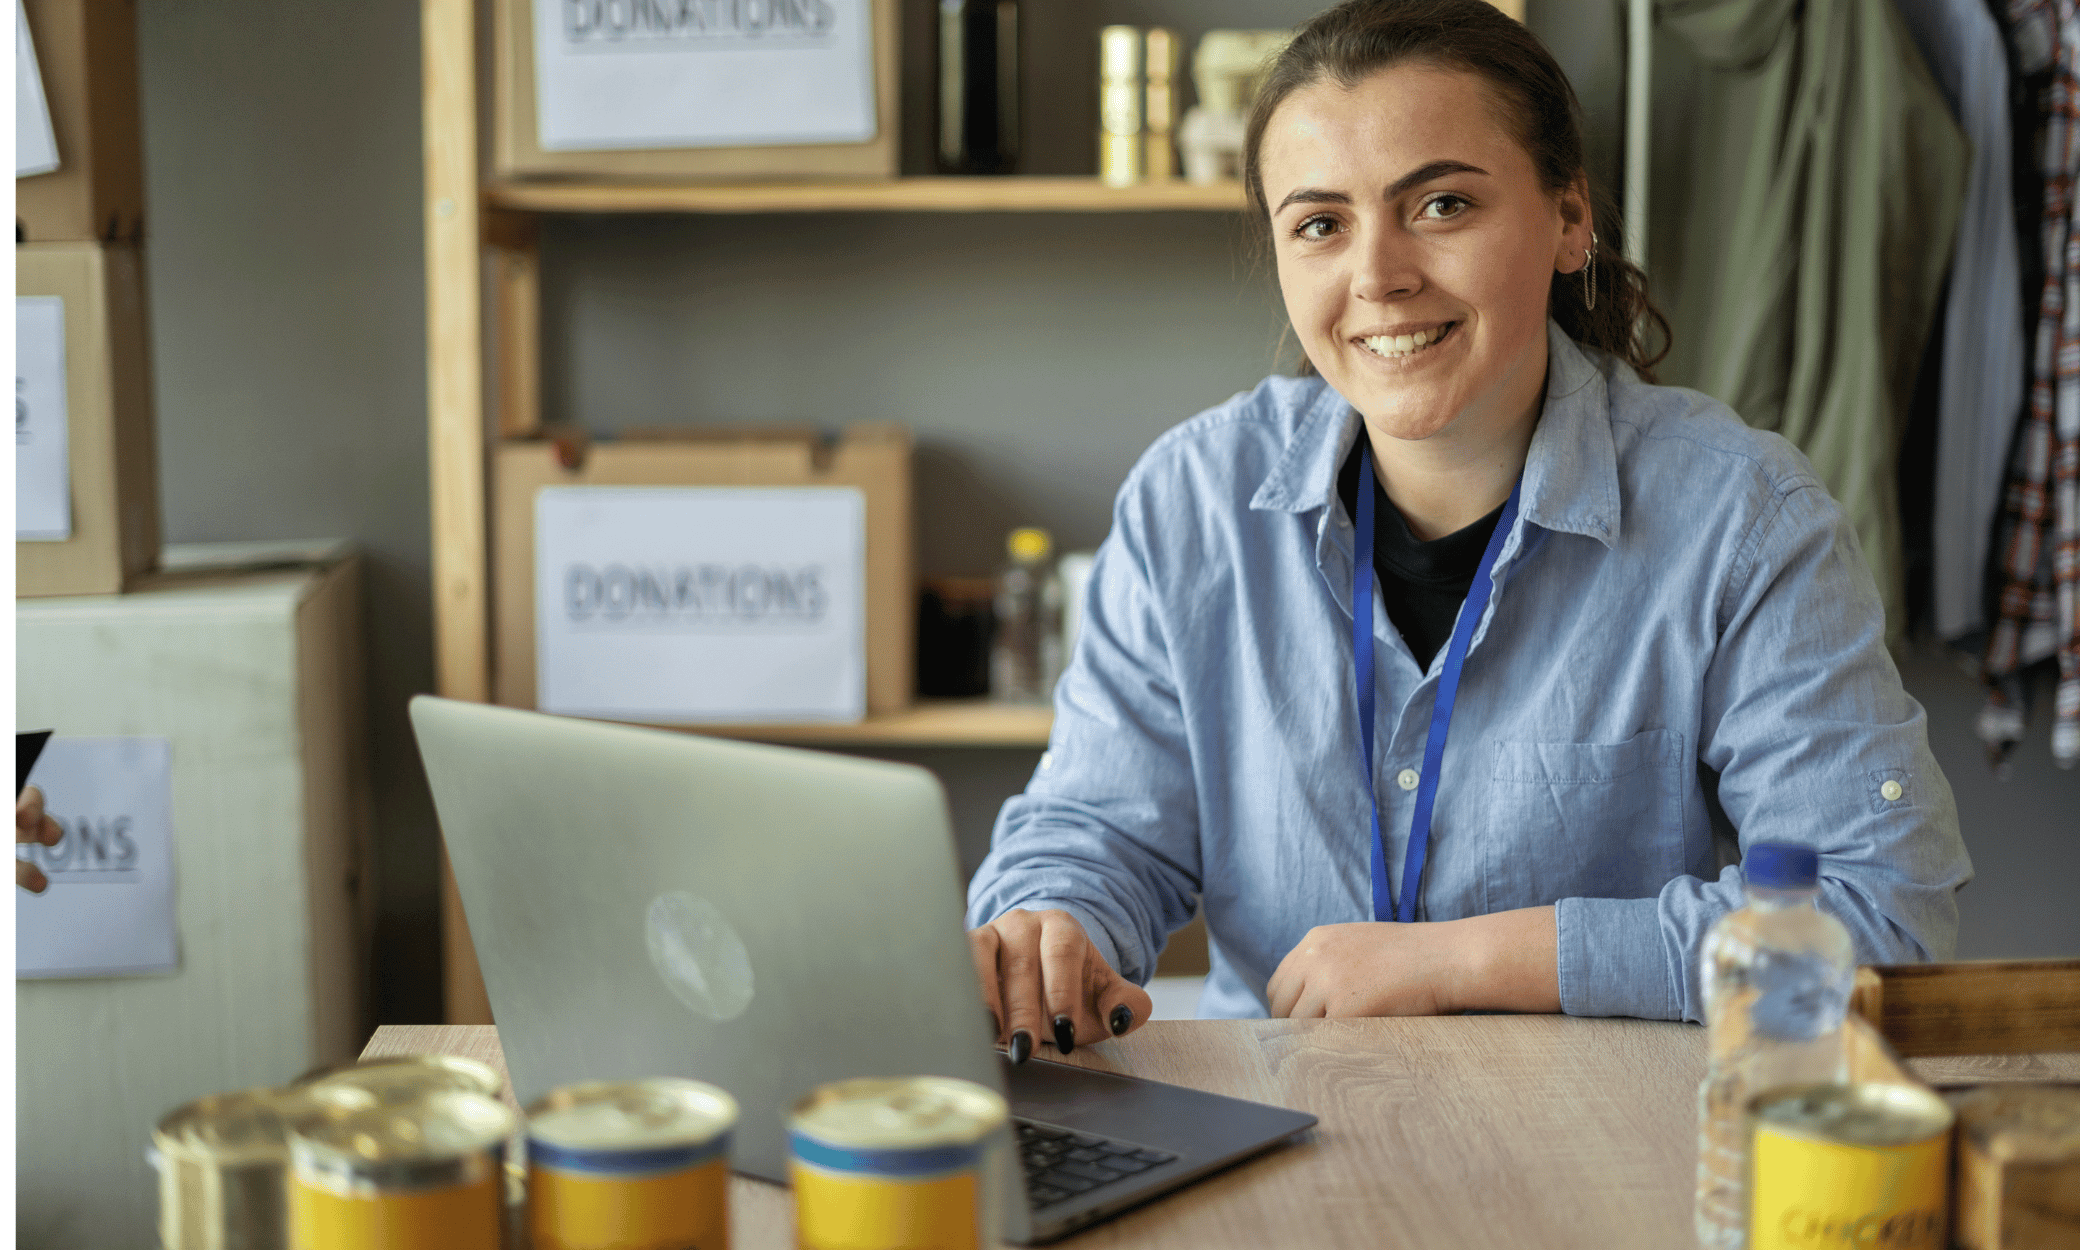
top-left (1649, 0), bottom-right (1968, 638)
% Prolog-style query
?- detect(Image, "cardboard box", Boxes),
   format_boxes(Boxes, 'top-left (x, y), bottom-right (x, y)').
top-left (495, 424), bottom-right (914, 717)
top-left (16, 546), bottom-right (371, 1247)
top-left (493, 0), bottom-right (900, 181)
top-left (15, 0), bottom-right (146, 242)
top-left (16, 242), bottom-right (160, 596)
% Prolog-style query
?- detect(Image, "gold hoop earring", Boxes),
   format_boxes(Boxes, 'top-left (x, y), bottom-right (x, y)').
top-left (1583, 231), bottom-right (1598, 312)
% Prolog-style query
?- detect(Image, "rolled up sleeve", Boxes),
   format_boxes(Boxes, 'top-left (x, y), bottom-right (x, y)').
top-left (1563, 477), bottom-right (1970, 1022)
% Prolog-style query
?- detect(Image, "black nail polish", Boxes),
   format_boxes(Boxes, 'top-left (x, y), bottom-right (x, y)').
top-left (1052, 1014), bottom-right (1075, 1055)
top-left (1009, 1030), bottom-right (1032, 1065)
top-left (1110, 1003), bottom-right (1133, 1036)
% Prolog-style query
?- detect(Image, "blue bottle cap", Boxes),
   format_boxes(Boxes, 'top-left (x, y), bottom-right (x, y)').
top-left (1745, 842), bottom-right (1819, 889)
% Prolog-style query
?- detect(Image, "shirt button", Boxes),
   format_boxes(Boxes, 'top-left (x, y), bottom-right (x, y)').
top-left (1397, 768), bottom-right (1420, 791)
top-left (1880, 780), bottom-right (1904, 802)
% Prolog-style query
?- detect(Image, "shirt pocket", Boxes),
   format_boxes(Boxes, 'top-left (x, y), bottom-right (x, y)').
top-left (1479, 728), bottom-right (1686, 912)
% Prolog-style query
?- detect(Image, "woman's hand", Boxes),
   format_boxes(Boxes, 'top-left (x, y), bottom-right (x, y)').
top-left (17, 785), bottom-right (64, 893)
top-left (1267, 908), bottom-right (1561, 1018)
top-left (968, 908), bottom-right (1153, 1062)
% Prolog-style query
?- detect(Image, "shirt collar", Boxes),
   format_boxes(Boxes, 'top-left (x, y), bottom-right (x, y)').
top-left (1249, 321), bottom-right (1622, 549)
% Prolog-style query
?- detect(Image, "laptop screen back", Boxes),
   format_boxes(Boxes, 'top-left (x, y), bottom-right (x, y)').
top-left (409, 696), bottom-right (1006, 1181)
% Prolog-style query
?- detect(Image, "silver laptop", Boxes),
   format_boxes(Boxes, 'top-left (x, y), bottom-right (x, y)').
top-left (410, 696), bottom-right (1315, 1243)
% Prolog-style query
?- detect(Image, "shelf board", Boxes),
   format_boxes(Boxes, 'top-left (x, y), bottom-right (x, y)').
top-left (485, 176), bottom-right (1249, 215)
top-left (663, 699), bottom-right (1053, 748)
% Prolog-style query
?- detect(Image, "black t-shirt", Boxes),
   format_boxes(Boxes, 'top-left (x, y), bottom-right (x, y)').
top-left (1336, 442), bottom-right (1507, 670)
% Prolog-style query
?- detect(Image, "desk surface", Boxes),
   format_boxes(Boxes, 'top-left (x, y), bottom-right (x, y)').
top-left (365, 1020), bottom-right (2077, 1249)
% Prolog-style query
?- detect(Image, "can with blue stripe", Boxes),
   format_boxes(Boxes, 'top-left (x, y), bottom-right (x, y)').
top-left (525, 1078), bottom-right (738, 1250)
top-left (788, 1077), bottom-right (1009, 1250)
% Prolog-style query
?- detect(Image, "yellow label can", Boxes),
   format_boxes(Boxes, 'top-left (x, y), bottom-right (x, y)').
top-left (788, 1077), bottom-right (1009, 1250)
top-left (1749, 1083), bottom-right (1954, 1250)
top-left (526, 1077), bottom-right (738, 1250)
top-left (153, 1084), bottom-right (374, 1250)
top-left (288, 1088), bottom-right (514, 1250)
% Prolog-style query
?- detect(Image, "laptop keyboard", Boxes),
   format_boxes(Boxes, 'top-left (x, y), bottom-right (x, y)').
top-left (1015, 1120), bottom-right (1179, 1209)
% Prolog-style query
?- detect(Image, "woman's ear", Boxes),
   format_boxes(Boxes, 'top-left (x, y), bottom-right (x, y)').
top-left (1555, 175), bottom-right (1594, 274)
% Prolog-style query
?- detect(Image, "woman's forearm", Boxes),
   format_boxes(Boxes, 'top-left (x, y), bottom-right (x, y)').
top-left (1447, 906), bottom-right (1562, 1014)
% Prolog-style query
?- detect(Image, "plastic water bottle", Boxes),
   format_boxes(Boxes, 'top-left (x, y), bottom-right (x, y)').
top-left (990, 527), bottom-right (1062, 703)
top-left (1694, 842), bottom-right (1855, 1248)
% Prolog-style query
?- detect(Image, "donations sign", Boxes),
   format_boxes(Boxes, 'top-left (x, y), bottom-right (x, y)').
top-left (532, 0), bottom-right (878, 151)
top-left (536, 486), bottom-right (866, 722)
top-left (17, 737), bottom-right (178, 979)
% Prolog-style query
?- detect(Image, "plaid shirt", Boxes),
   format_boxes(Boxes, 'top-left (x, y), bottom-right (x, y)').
top-left (1984, 0), bottom-right (2080, 768)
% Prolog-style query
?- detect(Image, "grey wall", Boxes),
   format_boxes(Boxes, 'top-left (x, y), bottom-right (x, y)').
top-left (130, 0), bottom-right (2073, 1047)
top-left (138, 0), bottom-right (443, 1022)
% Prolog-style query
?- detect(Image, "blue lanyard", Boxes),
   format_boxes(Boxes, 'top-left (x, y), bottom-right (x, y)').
top-left (1352, 443), bottom-right (1521, 923)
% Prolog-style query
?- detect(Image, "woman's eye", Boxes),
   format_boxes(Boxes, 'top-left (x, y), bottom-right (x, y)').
top-left (1291, 214), bottom-right (1339, 240)
top-left (1421, 194), bottom-right (1470, 221)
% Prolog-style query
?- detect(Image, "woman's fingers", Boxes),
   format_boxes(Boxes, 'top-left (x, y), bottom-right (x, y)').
top-left (1266, 955), bottom-right (1301, 1019)
top-left (993, 911), bottom-right (1045, 1064)
top-left (16, 786), bottom-right (58, 893)
top-left (16, 786), bottom-right (61, 848)
top-left (976, 909), bottom-right (1148, 1062)
top-left (1038, 913), bottom-right (1091, 1054)
top-left (1089, 960), bottom-right (1154, 1039)
top-left (966, 925), bottom-right (1005, 1043)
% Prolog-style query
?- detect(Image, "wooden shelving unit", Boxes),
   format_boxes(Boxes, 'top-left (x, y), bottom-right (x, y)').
top-left (487, 176), bottom-right (1247, 215)
top-left (674, 699), bottom-right (1052, 748)
top-left (423, 0), bottom-right (1239, 1023)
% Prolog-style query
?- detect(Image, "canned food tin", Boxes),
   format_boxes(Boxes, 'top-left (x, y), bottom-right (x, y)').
top-left (1748, 1083), bottom-right (1954, 1250)
top-left (526, 1078), bottom-right (739, 1250)
top-left (154, 1085), bottom-right (373, 1250)
top-left (788, 1077), bottom-right (1009, 1250)
top-left (296, 1053), bottom-right (504, 1107)
top-left (289, 1088), bottom-right (516, 1250)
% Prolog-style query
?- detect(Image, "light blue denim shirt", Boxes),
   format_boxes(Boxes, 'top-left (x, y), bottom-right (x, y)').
top-left (967, 323), bottom-right (1971, 1022)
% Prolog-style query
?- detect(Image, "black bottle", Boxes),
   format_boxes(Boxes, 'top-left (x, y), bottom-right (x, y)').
top-left (937, 0), bottom-right (1020, 174)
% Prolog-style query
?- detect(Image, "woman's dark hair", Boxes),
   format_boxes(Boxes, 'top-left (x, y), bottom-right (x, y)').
top-left (1243, 0), bottom-right (1671, 380)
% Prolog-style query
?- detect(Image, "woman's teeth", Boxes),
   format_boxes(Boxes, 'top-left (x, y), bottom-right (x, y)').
top-left (1362, 324), bottom-right (1453, 359)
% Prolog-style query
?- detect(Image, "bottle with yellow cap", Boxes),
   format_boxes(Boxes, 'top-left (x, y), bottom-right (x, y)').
top-left (991, 527), bottom-right (1063, 703)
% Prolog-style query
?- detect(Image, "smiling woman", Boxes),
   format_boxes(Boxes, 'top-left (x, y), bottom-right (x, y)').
top-left (961, 0), bottom-right (1969, 1045)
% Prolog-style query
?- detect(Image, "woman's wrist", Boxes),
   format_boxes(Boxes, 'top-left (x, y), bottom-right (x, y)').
top-left (1443, 906), bottom-right (1562, 1014)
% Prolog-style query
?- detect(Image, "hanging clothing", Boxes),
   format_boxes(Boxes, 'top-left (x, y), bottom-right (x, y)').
top-left (1892, 0), bottom-right (2029, 640)
top-left (1982, 0), bottom-right (2079, 768)
top-left (1650, 0), bottom-right (1970, 640)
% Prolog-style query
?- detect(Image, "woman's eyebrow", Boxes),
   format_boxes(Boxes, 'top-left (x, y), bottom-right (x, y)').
top-left (1384, 159), bottom-right (1489, 199)
top-left (1274, 187), bottom-right (1353, 213)
top-left (1273, 160), bottom-right (1491, 215)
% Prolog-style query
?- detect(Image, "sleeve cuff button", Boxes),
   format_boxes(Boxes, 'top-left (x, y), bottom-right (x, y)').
top-left (1880, 780), bottom-right (1904, 802)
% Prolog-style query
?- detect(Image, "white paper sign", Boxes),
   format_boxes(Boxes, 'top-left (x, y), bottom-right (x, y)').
top-left (537, 486), bottom-right (866, 722)
top-left (15, 0), bottom-right (59, 176)
top-left (532, 0), bottom-right (877, 151)
top-left (17, 738), bottom-right (179, 979)
top-left (16, 296), bottom-right (73, 541)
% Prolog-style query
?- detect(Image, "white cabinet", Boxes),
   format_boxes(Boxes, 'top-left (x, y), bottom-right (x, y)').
top-left (15, 542), bottom-right (369, 1250)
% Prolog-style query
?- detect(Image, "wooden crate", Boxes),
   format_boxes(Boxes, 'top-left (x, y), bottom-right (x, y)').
top-left (15, 241), bottom-right (159, 596)
top-left (492, 424), bottom-right (915, 718)
top-left (491, 0), bottom-right (900, 181)
top-left (15, 0), bottom-right (146, 242)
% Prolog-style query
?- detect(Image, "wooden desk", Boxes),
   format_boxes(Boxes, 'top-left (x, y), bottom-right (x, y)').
top-left (365, 1020), bottom-right (2077, 1249)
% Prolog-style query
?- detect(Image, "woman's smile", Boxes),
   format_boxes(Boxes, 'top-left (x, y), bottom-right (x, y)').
top-left (1354, 318), bottom-right (1461, 362)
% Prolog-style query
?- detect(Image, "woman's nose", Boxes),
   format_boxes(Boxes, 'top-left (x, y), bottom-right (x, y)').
top-left (1350, 226), bottom-right (1422, 303)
